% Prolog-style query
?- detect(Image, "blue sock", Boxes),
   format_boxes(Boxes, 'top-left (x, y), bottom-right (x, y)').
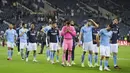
top-left (50, 51), bottom-right (54, 60)
top-left (53, 51), bottom-right (55, 59)
top-left (95, 55), bottom-right (98, 63)
top-left (56, 54), bottom-right (59, 60)
top-left (46, 49), bottom-right (50, 58)
top-left (11, 50), bottom-right (13, 57)
top-left (50, 51), bottom-right (52, 60)
top-left (104, 60), bottom-right (108, 67)
top-left (88, 54), bottom-right (90, 63)
top-left (81, 54), bottom-right (85, 63)
top-left (100, 60), bottom-right (103, 66)
top-left (89, 54), bottom-right (92, 64)
top-left (113, 54), bottom-right (117, 66)
top-left (8, 50), bottom-right (11, 58)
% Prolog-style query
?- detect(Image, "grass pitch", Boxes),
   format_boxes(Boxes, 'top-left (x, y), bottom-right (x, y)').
top-left (0, 46), bottom-right (130, 73)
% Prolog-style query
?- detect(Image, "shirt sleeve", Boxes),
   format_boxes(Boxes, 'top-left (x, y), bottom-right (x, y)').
top-left (70, 26), bottom-right (76, 36)
top-left (98, 29), bottom-right (103, 36)
top-left (110, 31), bottom-right (113, 38)
top-left (117, 27), bottom-right (120, 39)
top-left (57, 30), bottom-right (60, 43)
top-left (90, 25), bottom-right (94, 29)
top-left (44, 27), bottom-right (48, 34)
top-left (19, 29), bottom-right (22, 35)
top-left (47, 30), bottom-right (51, 37)
top-left (14, 30), bottom-right (18, 37)
top-left (80, 27), bottom-right (84, 33)
top-left (27, 31), bottom-right (30, 38)
top-left (57, 30), bottom-right (59, 36)
top-left (61, 26), bottom-right (65, 36)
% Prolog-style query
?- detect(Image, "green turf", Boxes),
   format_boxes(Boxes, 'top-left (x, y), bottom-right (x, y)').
top-left (0, 46), bottom-right (130, 73)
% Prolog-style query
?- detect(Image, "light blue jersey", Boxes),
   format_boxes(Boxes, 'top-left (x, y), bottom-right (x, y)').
top-left (44, 26), bottom-right (51, 34)
top-left (5, 29), bottom-right (18, 43)
top-left (99, 28), bottom-right (113, 46)
top-left (19, 28), bottom-right (28, 43)
top-left (80, 25), bottom-right (94, 43)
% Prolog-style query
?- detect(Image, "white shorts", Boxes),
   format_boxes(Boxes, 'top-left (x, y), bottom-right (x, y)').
top-left (20, 42), bottom-right (27, 49)
top-left (49, 43), bottom-right (58, 51)
top-left (100, 45), bottom-right (110, 57)
top-left (110, 44), bottom-right (118, 53)
top-left (27, 43), bottom-right (37, 51)
top-left (93, 44), bottom-right (99, 53)
top-left (7, 42), bottom-right (15, 48)
top-left (83, 41), bottom-right (93, 51)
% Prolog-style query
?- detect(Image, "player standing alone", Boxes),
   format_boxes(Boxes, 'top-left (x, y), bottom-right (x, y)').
top-left (5, 24), bottom-right (18, 60)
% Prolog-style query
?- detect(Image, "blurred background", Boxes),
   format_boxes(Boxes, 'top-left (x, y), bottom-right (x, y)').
top-left (0, 0), bottom-right (130, 40)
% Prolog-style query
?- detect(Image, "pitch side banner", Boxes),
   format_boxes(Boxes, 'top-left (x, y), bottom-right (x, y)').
top-left (118, 40), bottom-right (128, 46)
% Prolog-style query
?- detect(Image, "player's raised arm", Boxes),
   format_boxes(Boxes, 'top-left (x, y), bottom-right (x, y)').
top-left (96, 34), bottom-right (100, 47)
top-left (88, 19), bottom-right (99, 28)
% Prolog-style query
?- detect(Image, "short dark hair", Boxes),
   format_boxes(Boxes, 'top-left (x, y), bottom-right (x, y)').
top-left (113, 18), bottom-right (119, 21)
top-left (108, 24), bottom-right (114, 28)
top-left (66, 21), bottom-right (71, 25)
top-left (22, 23), bottom-right (25, 27)
top-left (52, 21), bottom-right (57, 25)
top-left (64, 19), bottom-right (69, 23)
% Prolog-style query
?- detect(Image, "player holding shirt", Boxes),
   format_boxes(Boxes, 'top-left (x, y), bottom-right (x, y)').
top-left (47, 22), bottom-right (59, 64)
top-left (19, 23), bottom-right (28, 60)
top-left (79, 19), bottom-right (99, 67)
top-left (97, 24), bottom-right (113, 71)
top-left (5, 24), bottom-right (18, 60)
top-left (110, 18), bottom-right (121, 69)
top-left (26, 24), bottom-right (37, 62)
top-left (92, 28), bottom-right (99, 67)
